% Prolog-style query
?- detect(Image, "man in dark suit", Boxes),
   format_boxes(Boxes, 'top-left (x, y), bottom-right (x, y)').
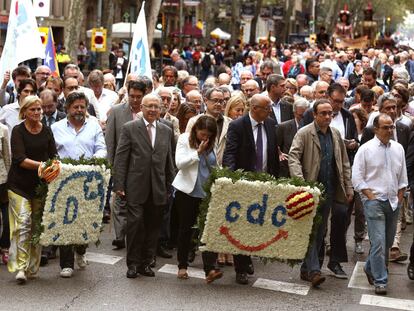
top-left (222, 94), bottom-right (280, 285)
top-left (40, 89), bottom-right (66, 127)
top-left (113, 94), bottom-right (175, 279)
top-left (105, 80), bottom-right (147, 250)
top-left (266, 74), bottom-right (294, 124)
top-left (276, 97), bottom-right (309, 177)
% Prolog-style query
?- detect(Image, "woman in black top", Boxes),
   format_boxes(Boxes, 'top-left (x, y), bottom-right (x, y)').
top-left (7, 95), bottom-right (56, 284)
top-left (349, 60), bottom-right (363, 90)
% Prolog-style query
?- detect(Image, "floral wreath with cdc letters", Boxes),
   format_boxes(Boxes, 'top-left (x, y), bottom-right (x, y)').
top-left (198, 168), bottom-right (324, 266)
top-left (33, 157), bottom-right (111, 246)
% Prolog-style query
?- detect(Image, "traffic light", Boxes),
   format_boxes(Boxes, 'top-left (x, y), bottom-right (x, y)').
top-left (91, 28), bottom-right (107, 52)
top-left (309, 33), bottom-right (317, 44)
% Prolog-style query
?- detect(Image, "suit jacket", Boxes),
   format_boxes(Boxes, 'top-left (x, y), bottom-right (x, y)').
top-left (276, 119), bottom-right (298, 177)
top-left (405, 132), bottom-right (414, 190)
top-left (269, 100), bottom-right (294, 124)
top-left (360, 121), bottom-right (410, 153)
top-left (41, 111), bottom-right (66, 127)
top-left (288, 122), bottom-right (353, 203)
top-left (112, 118), bottom-right (175, 206)
top-left (105, 102), bottom-right (133, 165)
top-left (185, 113), bottom-right (231, 165)
top-left (222, 114), bottom-right (279, 177)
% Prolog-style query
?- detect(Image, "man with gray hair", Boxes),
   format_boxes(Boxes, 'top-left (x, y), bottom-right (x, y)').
top-left (240, 70), bottom-right (254, 85)
top-left (185, 89), bottom-right (203, 114)
top-left (300, 85), bottom-right (314, 101)
top-left (276, 97), bottom-right (309, 177)
top-left (241, 79), bottom-right (260, 99)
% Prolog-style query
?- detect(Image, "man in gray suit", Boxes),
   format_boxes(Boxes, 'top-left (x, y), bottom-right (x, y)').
top-left (105, 80), bottom-right (147, 250)
top-left (113, 94), bottom-right (175, 279)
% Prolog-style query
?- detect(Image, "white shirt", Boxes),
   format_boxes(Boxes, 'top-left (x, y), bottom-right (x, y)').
top-left (352, 136), bottom-right (407, 210)
top-left (271, 100), bottom-right (281, 124)
top-left (0, 101), bottom-right (21, 137)
top-left (143, 118), bottom-right (157, 148)
top-left (249, 113), bottom-right (267, 171)
top-left (330, 111), bottom-right (345, 139)
top-left (96, 88), bottom-right (118, 122)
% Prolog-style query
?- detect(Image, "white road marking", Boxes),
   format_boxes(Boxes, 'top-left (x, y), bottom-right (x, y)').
top-left (158, 264), bottom-right (206, 279)
top-left (348, 261), bottom-right (372, 290)
top-left (360, 294), bottom-right (414, 311)
top-left (253, 278), bottom-right (309, 296)
top-left (85, 252), bottom-right (123, 265)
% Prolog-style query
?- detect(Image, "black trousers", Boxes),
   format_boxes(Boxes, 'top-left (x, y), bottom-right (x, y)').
top-left (126, 196), bottom-right (164, 269)
top-left (175, 191), bottom-right (201, 269)
top-left (0, 202), bottom-right (9, 249)
top-left (59, 245), bottom-right (87, 269)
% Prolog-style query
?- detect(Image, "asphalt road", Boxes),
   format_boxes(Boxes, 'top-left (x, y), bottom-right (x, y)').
top-left (1, 217), bottom-right (414, 311)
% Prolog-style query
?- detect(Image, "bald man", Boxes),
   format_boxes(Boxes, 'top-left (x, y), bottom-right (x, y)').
top-left (241, 79), bottom-right (260, 99)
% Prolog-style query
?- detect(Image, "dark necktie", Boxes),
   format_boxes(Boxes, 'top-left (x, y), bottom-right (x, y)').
top-left (48, 116), bottom-right (55, 127)
top-left (256, 123), bottom-right (263, 172)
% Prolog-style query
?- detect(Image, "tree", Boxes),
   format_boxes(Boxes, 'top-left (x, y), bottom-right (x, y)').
top-left (64, 0), bottom-right (85, 63)
top-left (136, 0), bottom-right (162, 48)
top-left (230, 0), bottom-right (242, 46)
top-left (249, 0), bottom-right (263, 45)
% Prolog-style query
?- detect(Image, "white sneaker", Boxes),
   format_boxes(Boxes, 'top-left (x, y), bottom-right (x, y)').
top-left (76, 253), bottom-right (88, 269)
top-left (16, 270), bottom-right (26, 284)
top-left (60, 267), bottom-right (74, 278)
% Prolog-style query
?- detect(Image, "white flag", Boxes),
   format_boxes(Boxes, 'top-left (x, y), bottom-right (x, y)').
top-left (128, 2), bottom-right (152, 80)
top-left (33, 0), bottom-right (50, 17)
top-left (0, 0), bottom-right (45, 85)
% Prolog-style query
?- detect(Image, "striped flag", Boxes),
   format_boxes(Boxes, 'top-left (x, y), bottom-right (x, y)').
top-left (43, 27), bottom-right (59, 77)
top-left (128, 1), bottom-right (152, 80)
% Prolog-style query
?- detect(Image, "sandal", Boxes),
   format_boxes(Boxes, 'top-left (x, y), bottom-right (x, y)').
top-left (408, 263), bottom-right (414, 280)
top-left (177, 269), bottom-right (189, 279)
top-left (205, 269), bottom-right (223, 284)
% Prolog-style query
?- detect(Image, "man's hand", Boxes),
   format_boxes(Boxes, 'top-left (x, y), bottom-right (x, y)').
top-left (1, 70), bottom-right (10, 89)
top-left (345, 139), bottom-right (358, 150)
top-left (346, 192), bottom-right (354, 203)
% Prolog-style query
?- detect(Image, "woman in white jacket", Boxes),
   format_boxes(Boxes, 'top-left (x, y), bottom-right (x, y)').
top-left (172, 115), bottom-right (221, 282)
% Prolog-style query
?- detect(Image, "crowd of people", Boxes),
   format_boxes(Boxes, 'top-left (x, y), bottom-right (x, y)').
top-left (0, 37), bottom-right (414, 297)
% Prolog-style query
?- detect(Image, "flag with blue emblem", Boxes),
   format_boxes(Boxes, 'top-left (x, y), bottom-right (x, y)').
top-left (128, 1), bottom-right (152, 80)
top-left (44, 27), bottom-right (59, 77)
top-left (0, 0), bottom-right (45, 85)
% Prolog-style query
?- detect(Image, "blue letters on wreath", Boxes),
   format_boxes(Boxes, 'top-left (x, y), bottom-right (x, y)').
top-left (49, 171), bottom-right (105, 231)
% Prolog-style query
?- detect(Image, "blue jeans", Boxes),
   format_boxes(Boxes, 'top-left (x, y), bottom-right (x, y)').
top-left (364, 199), bottom-right (400, 286)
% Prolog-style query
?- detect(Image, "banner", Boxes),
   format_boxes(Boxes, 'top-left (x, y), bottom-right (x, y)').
top-left (0, 0), bottom-right (45, 85)
top-left (44, 27), bottom-right (59, 77)
top-left (128, 1), bottom-right (152, 80)
top-left (40, 164), bottom-right (111, 246)
top-left (33, 0), bottom-right (50, 17)
top-left (201, 177), bottom-right (321, 260)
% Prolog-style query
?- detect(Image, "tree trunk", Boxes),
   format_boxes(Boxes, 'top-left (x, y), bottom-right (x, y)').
top-left (101, 0), bottom-right (117, 69)
top-left (249, 0), bottom-right (263, 45)
top-left (64, 0), bottom-right (85, 63)
top-left (230, 0), bottom-right (241, 46)
top-left (283, 0), bottom-right (294, 43)
top-left (145, 0), bottom-right (162, 48)
top-left (203, 0), bottom-right (218, 46)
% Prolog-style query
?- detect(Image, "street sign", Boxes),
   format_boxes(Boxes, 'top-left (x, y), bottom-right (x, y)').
top-left (91, 28), bottom-right (107, 52)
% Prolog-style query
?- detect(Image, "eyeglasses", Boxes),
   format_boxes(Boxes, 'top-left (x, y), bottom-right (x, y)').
top-left (36, 72), bottom-right (50, 76)
top-left (65, 85), bottom-right (79, 91)
top-left (208, 98), bottom-right (225, 105)
top-left (142, 104), bottom-right (160, 110)
top-left (378, 125), bottom-right (396, 130)
top-left (160, 96), bottom-right (172, 101)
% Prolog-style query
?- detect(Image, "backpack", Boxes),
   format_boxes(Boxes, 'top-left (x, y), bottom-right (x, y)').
top-left (201, 53), bottom-right (212, 70)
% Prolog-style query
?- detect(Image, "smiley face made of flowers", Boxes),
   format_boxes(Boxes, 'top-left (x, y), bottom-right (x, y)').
top-left (201, 178), bottom-right (321, 260)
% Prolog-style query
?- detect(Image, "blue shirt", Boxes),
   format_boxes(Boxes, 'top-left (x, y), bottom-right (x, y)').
top-left (189, 150), bottom-right (216, 198)
top-left (51, 117), bottom-right (107, 160)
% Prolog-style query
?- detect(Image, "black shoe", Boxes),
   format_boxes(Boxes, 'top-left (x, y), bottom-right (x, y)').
top-left (40, 255), bottom-right (48, 267)
top-left (327, 262), bottom-right (348, 279)
top-left (375, 285), bottom-right (387, 295)
top-left (138, 265), bottom-right (155, 277)
top-left (235, 272), bottom-right (249, 285)
top-left (157, 246), bottom-right (172, 259)
top-left (247, 263), bottom-right (254, 275)
top-left (112, 239), bottom-right (125, 250)
top-left (188, 249), bottom-right (196, 263)
top-left (408, 263), bottom-right (414, 280)
top-left (149, 257), bottom-right (156, 268)
top-left (126, 266), bottom-right (138, 278)
top-left (102, 210), bottom-right (110, 224)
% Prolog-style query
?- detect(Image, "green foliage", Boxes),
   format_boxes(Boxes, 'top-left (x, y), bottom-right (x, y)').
top-left (197, 167), bottom-right (325, 266)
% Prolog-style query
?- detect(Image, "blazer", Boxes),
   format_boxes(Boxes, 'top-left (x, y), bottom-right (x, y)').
top-left (105, 102), bottom-right (133, 165)
top-left (185, 113), bottom-right (231, 165)
top-left (41, 111), bottom-right (66, 127)
top-left (276, 119), bottom-right (298, 177)
top-left (112, 118), bottom-right (175, 206)
top-left (222, 114), bottom-right (279, 177)
top-left (269, 100), bottom-right (294, 124)
top-left (288, 122), bottom-right (353, 204)
top-left (172, 132), bottom-right (217, 194)
top-left (405, 132), bottom-right (414, 191)
top-left (360, 121), bottom-right (410, 154)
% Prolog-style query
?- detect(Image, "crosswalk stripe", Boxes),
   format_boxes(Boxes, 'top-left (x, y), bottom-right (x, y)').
top-left (348, 261), bottom-right (372, 290)
top-left (85, 252), bottom-right (123, 265)
top-left (360, 294), bottom-right (414, 311)
top-left (253, 278), bottom-right (310, 296)
top-left (158, 264), bottom-right (206, 279)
